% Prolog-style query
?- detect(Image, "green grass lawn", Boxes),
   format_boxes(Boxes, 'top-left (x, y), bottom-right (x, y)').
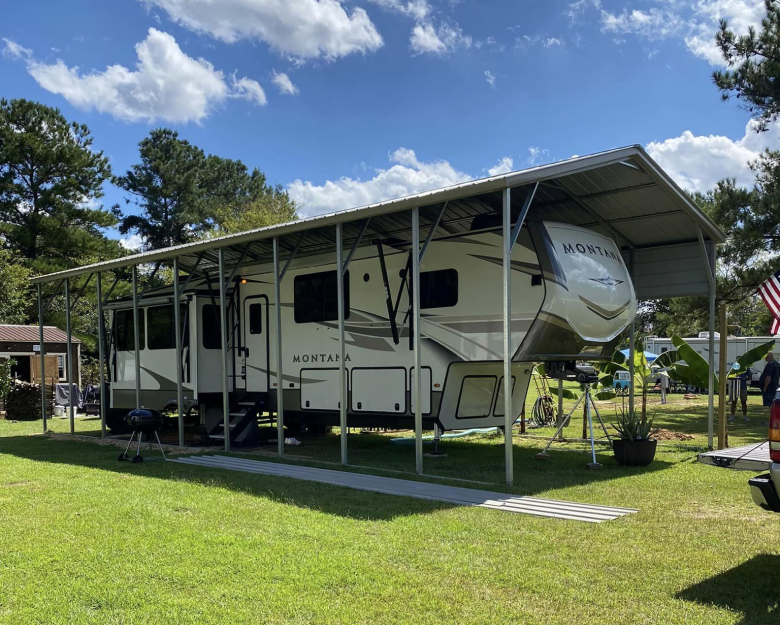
top-left (0, 391), bottom-right (778, 624)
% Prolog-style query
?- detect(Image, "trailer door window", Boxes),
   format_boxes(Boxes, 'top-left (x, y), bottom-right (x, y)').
top-left (420, 269), bottom-right (458, 309)
top-left (148, 305), bottom-right (188, 350)
top-left (115, 309), bottom-right (145, 351)
top-left (202, 304), bottom-right (222, 349)
top-left (294, 270), bottom-right (350, 324)
top-left (249, 303), bottom-right (263, 334)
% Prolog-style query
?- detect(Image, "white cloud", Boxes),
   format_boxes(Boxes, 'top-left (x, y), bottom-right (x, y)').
top-left (271, 70), bottom-right (299, 96)
top-left (411, 21), bottom-right (471, 55)
top-left (685, 0), bottom-right (765, 65)
top-left (231, 74), bottom-right (268, 106)
top-left (288, 148), bottom-right (473, 217)
top-left (484, 69), bottom-right (495, 88)
top-left (527, 146), bottom-right (550, 165)
top-left (120, 234), bottom-right (145, 251)
top-left (488, 156), bottom-right (514, 176)
top-left (600, 8), bottom-right (683, 40)
top-left (646, 119), bottom-right (780, 192)
top-left (2, 38), bottom-right (32, 59)
top-left (411, 22), bottom-right (446, 54)
top-left (543, 37), bottom-right (563, 48)
top-left (577, 0), bottom-right (765, 65)
top-left (18, 29), bottom-right (264, 124)
top-left (367, 0), bottom-right (431, 20)
top-left (141, 0), bottom-right (383, 60)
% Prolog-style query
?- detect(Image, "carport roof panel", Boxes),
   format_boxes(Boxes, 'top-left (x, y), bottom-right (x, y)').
top-left (30, 145), bottom-right (725, 284)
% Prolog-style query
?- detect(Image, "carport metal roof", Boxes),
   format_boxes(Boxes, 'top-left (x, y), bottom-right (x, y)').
top-left (31, 145), bottom-right (725, 300)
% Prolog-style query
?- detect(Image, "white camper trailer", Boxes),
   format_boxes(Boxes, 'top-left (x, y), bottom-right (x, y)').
top-left (646, 334), bottom-right (778, 386)
top-left (31, 146), bottom-right (726, 482)
top-left (104, 221), bottom-right (636, 443)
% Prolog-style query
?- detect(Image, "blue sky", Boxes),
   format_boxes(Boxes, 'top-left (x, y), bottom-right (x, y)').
top-left (0, 0), bottom-right (774, 247)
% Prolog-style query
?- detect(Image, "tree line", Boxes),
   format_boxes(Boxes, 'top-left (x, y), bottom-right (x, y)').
top-left (0, 98), bottom-right (297, 331)
top-left (3, 2), bottom-right (780, 341)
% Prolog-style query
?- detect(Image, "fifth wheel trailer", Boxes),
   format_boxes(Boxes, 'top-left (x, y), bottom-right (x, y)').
top-left (104, 221), bottom-right (636, 443)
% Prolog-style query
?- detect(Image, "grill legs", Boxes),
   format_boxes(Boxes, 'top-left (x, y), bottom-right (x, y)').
top-left (117, 430), bottom-right (166, 462)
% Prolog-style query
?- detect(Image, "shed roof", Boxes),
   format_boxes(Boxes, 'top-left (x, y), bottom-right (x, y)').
top-left (30, 145), bottom-right (724, 291)
top-left (0, 325), bottom-right (81, 344)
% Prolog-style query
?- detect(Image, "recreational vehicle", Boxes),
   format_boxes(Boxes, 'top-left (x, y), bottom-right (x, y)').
top-left (646, 334), bottom-right (779, 387)
top-left (105, 221), bottom-right (636, 443)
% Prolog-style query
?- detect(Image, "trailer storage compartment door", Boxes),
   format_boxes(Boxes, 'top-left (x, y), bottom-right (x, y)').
top-left (301, 369), bottom-right (340, 410)
top-left (352, 368), bottom-right (405, 413)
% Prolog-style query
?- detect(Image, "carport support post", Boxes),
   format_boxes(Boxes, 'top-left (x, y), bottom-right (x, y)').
top-left (502, 188), bottom-right (514, 487)
top-left (173, 257), bottom-right (184, 448)
top-left (132, 266), bottom-right (141, 410)
top-left (96, 273), bottom-right (107, 438)
top-left (336, 224), bottom-right (348, 465)
top-left (708, 243), bottom-right (716, 450)
top-left (36, 284), bottom-right (47, 433)
top-left (218, 249), bottom-right (231, 452)
top-left (65, 278), bottom-right (75, 433)
top-left (273, 237), bottom-right (285, 458)
top-left (412, 207), bottom-right (423, 475)
top-left (718, 302), bottom-right (728, 450)
top-left (628, 251), bottom-right (636, 416)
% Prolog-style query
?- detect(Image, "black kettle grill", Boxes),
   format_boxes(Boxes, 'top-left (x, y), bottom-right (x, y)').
top-left (118, 409), bottom-right (166, 463)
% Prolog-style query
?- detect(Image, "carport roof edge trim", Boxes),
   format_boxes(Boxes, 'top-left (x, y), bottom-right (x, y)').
top-left (30, 145), bottom-right (725, 284)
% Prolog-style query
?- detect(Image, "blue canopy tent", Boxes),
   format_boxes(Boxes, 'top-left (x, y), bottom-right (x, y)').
top-left (621, 349), bottom-right (660, 363)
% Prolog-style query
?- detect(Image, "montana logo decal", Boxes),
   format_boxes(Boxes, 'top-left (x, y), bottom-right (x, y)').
top-left (561, 242), bottom-right (621, 261)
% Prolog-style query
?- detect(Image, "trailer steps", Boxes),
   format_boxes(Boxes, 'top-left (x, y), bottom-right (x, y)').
top-left (208, 393), bottom-right (266, 446)
top-left (171, 455), bottom-right (639, 523)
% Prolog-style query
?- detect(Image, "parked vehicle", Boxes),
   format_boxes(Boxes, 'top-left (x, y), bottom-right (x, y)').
top-left (104, 221), bottom-right (637, 443)
top-left (698, 390), bottom-right (780, 512)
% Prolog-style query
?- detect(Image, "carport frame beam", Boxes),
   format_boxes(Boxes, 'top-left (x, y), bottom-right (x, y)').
top-left (336, 224), bottom-right (348, 465)
top-left (273, 238), bottom-right (285, 457)
top-left (132, 266), bottom-right (142, 410)
top-left (37, 284), bottom-right (47, 433)
top-left (412, 208), bottom-right (423, 474)
top-left (65, 278), bottom-right (75, 433)
top-left (173, 257), bottom-right (185, 448)
top-left (96, 273), bottom-right (107, 438)
top-left (698, 228), bottom-right (716, 450)
top-left (503, 182), bottom-right (538, 487)
top-left (218, 249), bottom-right (231, 452)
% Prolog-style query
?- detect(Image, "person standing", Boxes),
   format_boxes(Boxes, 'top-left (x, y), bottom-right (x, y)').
top-left (759, 353), bottom-right (780, 408)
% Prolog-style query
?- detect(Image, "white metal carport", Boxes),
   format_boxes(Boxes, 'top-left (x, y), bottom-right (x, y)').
top-left (30, 145), bottom-right (725, 485)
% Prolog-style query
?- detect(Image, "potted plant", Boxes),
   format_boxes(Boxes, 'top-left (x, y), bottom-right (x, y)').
top-left (611, 409), bottom-right (657, 466)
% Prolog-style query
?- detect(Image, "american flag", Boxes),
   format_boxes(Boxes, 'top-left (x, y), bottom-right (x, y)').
top-left (758, 270), bottom-right (780, 335)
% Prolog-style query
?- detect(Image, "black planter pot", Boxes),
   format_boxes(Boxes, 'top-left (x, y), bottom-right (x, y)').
top-left (612, 438), bottom-right (657, 466)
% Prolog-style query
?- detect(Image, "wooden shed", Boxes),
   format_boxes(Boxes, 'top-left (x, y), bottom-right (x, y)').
top-left (0, 325), bottom-right (81, 387)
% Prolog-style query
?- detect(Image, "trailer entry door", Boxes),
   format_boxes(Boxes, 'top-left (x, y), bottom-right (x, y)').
top-left (243, 297), bottom-right (269, 392)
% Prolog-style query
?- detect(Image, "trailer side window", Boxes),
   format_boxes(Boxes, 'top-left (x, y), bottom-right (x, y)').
top-left (420, 269), bottom-right (458, 309)
top-left (148, 305), bottom-right (188, 350)
top-left (202, 304), bottom-right (222, 350)
top-left (294, 270), bottom-right (350, 324)
top-left (115, 309), bottom-right (145, 351)
top-left (249, 303), bottom-right (263, 334)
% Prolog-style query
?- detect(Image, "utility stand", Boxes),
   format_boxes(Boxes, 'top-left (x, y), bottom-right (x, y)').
top-left (536, 383), bottom-right (611, 468)
top-left (424, 423), bottom-right (447, 458)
